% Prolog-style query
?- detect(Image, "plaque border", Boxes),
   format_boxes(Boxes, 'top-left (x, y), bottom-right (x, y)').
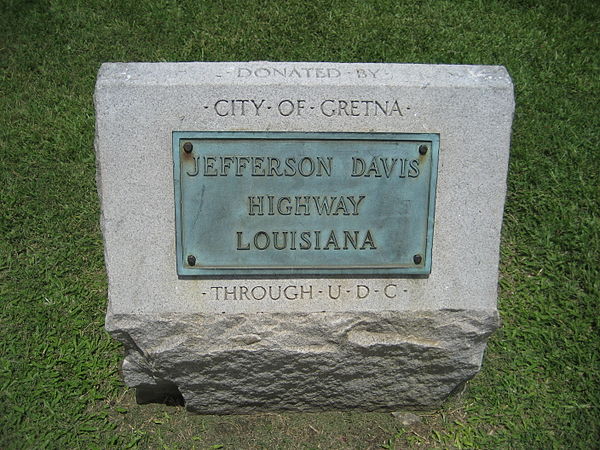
top-left (172, 131), bottom-right (439, 277)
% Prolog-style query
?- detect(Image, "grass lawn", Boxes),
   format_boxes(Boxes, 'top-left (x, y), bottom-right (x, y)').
top-left (1, 0), bottom-right (598, 448)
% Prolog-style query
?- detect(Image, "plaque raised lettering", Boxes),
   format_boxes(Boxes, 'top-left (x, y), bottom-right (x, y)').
top-left (173, 132), bottom-right (439, 276)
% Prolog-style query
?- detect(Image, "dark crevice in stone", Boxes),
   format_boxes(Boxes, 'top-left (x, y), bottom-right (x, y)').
top-left (135, 382), bottom-right (185, 407)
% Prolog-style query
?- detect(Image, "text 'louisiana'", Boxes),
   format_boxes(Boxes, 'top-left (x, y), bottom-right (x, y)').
top-left (236, 230), bottom-right (376, 251)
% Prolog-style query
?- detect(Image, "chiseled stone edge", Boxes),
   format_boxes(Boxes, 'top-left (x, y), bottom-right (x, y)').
top-left (106, 309), bottom-right (500, 413)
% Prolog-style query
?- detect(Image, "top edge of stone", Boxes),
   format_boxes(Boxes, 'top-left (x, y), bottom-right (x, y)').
top-left (95, 61), bottom-right (513, 89)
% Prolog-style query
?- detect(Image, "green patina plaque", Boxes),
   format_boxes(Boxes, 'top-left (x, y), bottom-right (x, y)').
top-left (173, 131), bottom-right (439, 276)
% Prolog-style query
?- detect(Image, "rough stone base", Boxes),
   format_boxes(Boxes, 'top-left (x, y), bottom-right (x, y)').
top-left (106, 310), bottom-right (499, 414)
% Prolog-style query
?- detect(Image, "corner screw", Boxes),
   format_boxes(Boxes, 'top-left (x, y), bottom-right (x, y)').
top-left (187, 255), bottom-right (196, 266)
top-left (183, 142), bottom-right (193, 153)
top-left (413, 254), bottom-right (423, 264)
top-left (419, 144), bottom-right (428, 155)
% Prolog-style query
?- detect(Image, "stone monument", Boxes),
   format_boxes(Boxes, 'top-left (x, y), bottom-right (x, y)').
top-left (95, 62), bottom-right (514, 413)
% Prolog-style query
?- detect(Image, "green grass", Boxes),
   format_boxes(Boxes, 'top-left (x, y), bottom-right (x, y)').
top-left (1, 0), bottom-right (598, 448)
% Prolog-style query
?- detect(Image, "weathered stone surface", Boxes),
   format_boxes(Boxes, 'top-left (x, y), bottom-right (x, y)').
top-left (95, 62), bottom-right (514, 413)
top-left (106, 310), bottom-right (498, 413)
